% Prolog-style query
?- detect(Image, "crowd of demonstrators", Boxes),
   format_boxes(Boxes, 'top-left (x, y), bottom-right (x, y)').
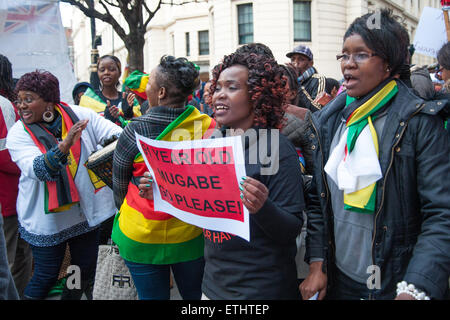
top-left (111, 56), bottom-right (214, 300)
top-left (286, 45), bottom-right (339, 113)
top-left (1, 8), bottom-right (450, 301)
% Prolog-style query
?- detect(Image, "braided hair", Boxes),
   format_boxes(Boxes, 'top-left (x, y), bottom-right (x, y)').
top-left (155, 55), bottom-right (199, 105)
top-left (0, 54), bottom-right (16, 102)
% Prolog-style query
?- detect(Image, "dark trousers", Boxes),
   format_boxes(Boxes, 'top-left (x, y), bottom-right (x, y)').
top-left (124, 257), bottom-right (205, 300)
top-left (24, 228), bottom-right (100, 299)
top-left (326, 268), bottom-right (373, 300)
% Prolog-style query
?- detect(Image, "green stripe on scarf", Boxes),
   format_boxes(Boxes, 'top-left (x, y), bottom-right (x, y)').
top-left (343, 80), bottom-right (398, 214)
top-left (111, 213), bottom-right (204, 264)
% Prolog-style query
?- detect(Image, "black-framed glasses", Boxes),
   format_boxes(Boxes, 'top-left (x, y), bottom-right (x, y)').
top-left (336, 52), bottom-right (377, 64)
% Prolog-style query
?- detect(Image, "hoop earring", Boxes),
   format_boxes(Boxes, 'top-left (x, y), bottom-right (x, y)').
top-left (42, 109), bottom-right (55, 123)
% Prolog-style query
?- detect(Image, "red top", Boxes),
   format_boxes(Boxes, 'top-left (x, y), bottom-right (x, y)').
top-left (0, 97), bottom-right (20, 217)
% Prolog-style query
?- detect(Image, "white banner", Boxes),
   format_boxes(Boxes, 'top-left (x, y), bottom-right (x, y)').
top-left (413, 7), bottom-right (447, 58)
top-left (136, 133), bottom-right (250, 241)
top-left (0, 0), bottom-right (76, 103)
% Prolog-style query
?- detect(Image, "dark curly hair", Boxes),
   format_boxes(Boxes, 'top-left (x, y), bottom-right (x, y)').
top-left (208, 52), bottom-right (288, 129)
top-left (155, 55), bottom-right (199, 104)
top-left (0, 54), bottom-right (16, 102)
top-left (15, 70), bottom-right (60, 103)
top-left (234, 43), bottom-right (275, 60)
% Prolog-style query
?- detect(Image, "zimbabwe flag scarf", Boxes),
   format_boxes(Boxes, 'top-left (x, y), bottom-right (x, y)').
top-left (325, 79), bottom-right (398, 214)
top-left (23, 102), bottom-right (81, 213)
top-left (112, 105), bottom-right (216, 264)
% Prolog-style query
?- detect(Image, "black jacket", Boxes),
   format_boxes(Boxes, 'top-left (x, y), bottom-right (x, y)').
top-left (305, 80), bottom-right (450, 299)
top-left (202, 129), bottom-right (305, 299)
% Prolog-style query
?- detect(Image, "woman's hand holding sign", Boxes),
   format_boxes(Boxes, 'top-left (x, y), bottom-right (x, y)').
top-left (138, 171), bottom-right (154, 200)
top-left (239, 176), bottom-right (269, 214)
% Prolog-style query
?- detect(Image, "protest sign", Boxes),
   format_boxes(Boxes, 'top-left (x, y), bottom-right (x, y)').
top-left (136, 133), bottom-right (250, 241)
top-left (413, 7), bottom-right (447, 58)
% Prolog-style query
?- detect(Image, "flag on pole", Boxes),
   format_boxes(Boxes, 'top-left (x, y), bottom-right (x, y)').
top-left (0, 0), bottom-right (76, 103)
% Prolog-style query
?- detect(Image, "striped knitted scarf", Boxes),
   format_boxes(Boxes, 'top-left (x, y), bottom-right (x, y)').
top-left (23, 103), bottom-right (81, 213)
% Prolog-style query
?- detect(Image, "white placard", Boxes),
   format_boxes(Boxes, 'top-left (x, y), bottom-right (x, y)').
top-left (413, 7), bottom-right (448, 58)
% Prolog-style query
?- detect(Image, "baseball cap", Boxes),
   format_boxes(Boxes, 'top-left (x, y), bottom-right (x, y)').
top-left (286, 45), bottom-right (313, 60)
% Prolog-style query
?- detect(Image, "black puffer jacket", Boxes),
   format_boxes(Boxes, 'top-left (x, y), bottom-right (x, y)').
top-left (305, 80), bottom-right (450, 299)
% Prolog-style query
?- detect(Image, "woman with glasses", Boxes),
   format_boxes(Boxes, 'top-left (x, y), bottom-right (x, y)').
top-left (5, 70), bottom-right (122, 299)
top-left (300, 9), bottom-right (450, 300)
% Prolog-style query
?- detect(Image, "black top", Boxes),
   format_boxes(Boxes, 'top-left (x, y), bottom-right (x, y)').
top-left (95, 89), bottom-right (133, 122)
top-left (202, 129), bottom-right (305, 299)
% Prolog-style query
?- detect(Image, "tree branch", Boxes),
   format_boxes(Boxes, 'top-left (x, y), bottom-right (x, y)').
top-left (161, 0), bottom-right (208, 5)
top-left (102, 0), bottom-right (120, 8)
top-left (143, 0), bottom-right (162, 28)
top-left (61, 0), bottom-right (127, 41)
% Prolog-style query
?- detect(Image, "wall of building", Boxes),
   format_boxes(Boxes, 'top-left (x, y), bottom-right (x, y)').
top-left (66, 0), bottom-right (441, 83)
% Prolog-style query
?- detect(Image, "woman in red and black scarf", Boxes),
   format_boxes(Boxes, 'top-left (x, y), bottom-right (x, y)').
top-left (6, 70), bottom-right (122, 300)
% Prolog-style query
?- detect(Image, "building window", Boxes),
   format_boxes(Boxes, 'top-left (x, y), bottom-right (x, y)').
top-left (198, 30), bottom-right (209, 55)
top-left (237, 3), bottom-right (253, 45)
top-left (185, 32), bottom-right (190, 56)
top-left (293, 0), bottom-right (311, 41)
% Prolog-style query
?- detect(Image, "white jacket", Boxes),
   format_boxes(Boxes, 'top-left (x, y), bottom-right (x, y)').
top-left (6, 105), bottom-right (122, 245)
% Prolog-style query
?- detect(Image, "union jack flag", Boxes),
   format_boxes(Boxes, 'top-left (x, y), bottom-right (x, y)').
top-left (3, 4), bottom-right (60, 34)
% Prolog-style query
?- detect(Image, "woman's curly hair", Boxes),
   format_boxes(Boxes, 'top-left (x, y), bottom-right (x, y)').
top-left (208, 52), bottom-right (288, 129)
top-left (15, 70), bottom-right (60, 103)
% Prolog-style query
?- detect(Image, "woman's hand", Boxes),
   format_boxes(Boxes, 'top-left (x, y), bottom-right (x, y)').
top-left (239, 176), bottom-right (269, 214)
top-left (394, 293), bottom-right (416, 300)
top-left (58, 119), bottom-right (89, 154)
top-left (138, 171), bottom-right (154, 200)
top-left (299, 261), bottom-right (328, 300)
top-left (126, 92), bottom-right (136, 108)
top-left (107, 100), bottom-right (120, 119)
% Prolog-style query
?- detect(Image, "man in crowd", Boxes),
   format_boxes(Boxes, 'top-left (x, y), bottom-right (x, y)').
top-left (287, 45), bottom-right (335, 112)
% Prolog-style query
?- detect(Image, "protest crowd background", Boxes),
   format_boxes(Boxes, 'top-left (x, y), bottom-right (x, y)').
top-left (0, 0), bottom-right (449, 301)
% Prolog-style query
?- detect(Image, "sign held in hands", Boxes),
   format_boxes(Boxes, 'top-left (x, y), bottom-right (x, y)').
top-left (136, 133), bottom-right (250, 241)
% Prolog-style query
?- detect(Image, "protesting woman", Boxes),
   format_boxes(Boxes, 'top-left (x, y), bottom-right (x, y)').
top-left (6, 70), bottom-right (122, 299)
top-left (79, 55), bottom-right (137, 126)
top-left (139, 50), bottom-right (305, 299)
top-left (300, 9), bottom-right (450, 300)
top-left (112, 55), bottom-right (215, 300)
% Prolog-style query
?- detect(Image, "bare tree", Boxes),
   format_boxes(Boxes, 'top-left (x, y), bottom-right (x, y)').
top-left (61, 0), bottom-right (206, 73)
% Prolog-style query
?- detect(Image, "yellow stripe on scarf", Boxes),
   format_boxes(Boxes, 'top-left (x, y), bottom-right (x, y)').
top-left (343, 116), bottom-right (379, 210)
top-left (55, 107), bottom-right (78, 178)
top-left (119, 198), bottom-right (202, 244)
top-left (165, 109), bottom-right (213, 142)
top-left (51, 107), bottom-right (79, 212)
top-left (79, 95), bottom-right (106, 113)
top-left (347, 80), bottom-right (397, 126)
